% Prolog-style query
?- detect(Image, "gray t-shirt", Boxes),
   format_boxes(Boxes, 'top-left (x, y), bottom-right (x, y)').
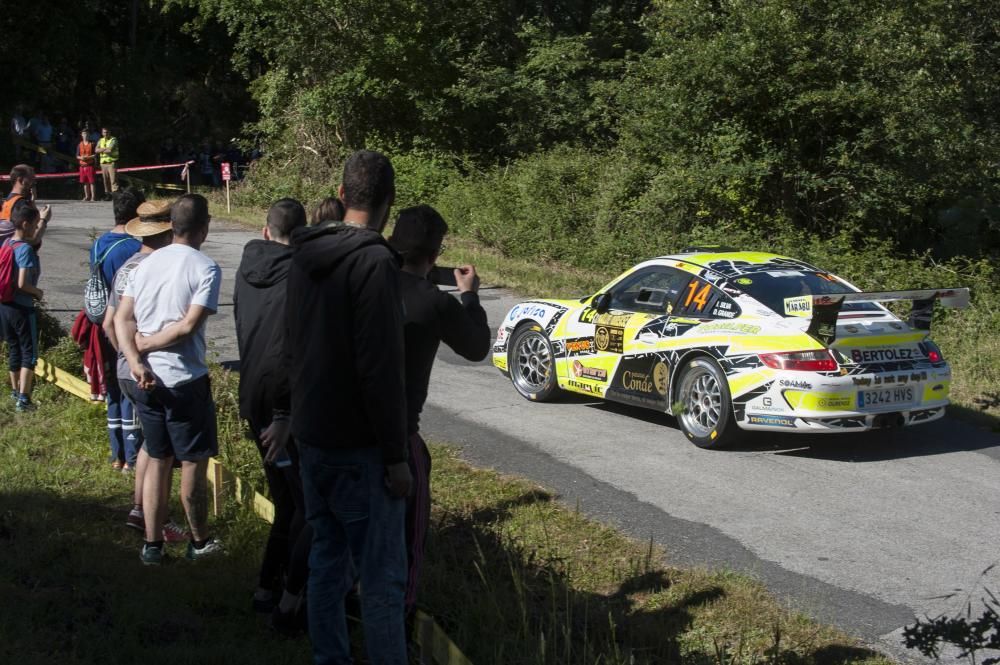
top-left (109, 251), bottom-right (148, 380)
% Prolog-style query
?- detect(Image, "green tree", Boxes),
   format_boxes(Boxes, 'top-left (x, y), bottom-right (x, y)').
top-left (162, 0), bottom-right (649, 158)
top-left (615, 0), bottom-right (1000, 252)
top-left (0, 0), bottom-right (253, 164)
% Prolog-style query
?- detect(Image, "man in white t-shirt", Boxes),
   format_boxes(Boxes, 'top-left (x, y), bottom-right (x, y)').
top-left (115, 194), bottom-right (223, 566)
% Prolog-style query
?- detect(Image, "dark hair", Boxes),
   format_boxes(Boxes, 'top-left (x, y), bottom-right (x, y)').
top-left (9, 164), bottom-right (34, 184)
top-left (266, 198), bottom-right (307, 239)
top-left (10, 199), bottom-right (39, 229)
top-left (389, 205), bottom-right (448, 264)
top-left (112, 188), bottom-right (146, 225)
top-left (310, 197), bottom-right (345, 226)
top-left (171, 194), bottom-right (211, 237)
top-left (143, 230), bottom-right (173, 250)
top-left (341, 150), bottom-right (394, 213)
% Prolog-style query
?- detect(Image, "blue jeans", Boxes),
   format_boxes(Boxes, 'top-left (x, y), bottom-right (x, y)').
top-left (299, 444), bottom-right (408, 665)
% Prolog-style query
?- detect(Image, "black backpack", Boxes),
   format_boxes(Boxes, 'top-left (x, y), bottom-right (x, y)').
top-left (84, 238), bottom-right (130, 323)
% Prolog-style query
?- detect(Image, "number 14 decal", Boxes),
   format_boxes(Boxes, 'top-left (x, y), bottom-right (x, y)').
top-left (684, 280), bottom-right (712, 311)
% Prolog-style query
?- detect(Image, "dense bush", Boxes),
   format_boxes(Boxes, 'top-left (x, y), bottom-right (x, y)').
top-left (176, 0), bottom-right (1000, 260)
top-left (615, 0), bottom-right (1000, 255)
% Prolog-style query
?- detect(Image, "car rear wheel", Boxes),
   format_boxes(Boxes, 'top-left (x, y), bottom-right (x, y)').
top-left (509, 323), bottom-right (559, 402)
top-left (676, 357), bottom-right (739, 449)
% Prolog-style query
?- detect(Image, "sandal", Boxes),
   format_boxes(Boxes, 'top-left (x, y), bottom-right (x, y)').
top-left (111, 461), bottom-right (123, 471)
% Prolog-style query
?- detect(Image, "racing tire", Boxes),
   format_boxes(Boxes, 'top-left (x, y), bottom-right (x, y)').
top-left (508, 323), bottom-right (559, 402)
top-left (675, 357), bottom-right (740, 449)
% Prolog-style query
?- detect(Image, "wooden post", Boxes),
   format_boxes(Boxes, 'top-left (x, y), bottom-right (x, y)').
top-left (211, 460), bottom-right (224, 517)
top-left (418, 613), bottom-right (434, 664)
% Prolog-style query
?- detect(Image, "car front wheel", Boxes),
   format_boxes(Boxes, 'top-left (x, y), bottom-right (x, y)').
top-left (509, 323), bottom-right (559, 402)
top-left (675, 357), bottom-right (739, 449)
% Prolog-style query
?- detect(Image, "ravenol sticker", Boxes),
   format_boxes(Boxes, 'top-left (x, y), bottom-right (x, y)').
top-left (747, 414), bottom-right (797, 428)
top-left (783, 295), bottom-right (813, 317)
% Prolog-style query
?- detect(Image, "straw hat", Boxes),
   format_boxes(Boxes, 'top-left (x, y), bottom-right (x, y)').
top-left (125, 200), bottom-right (172, 237)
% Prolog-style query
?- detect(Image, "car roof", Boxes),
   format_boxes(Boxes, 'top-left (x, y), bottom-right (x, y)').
top-left (655, 250), bottom-right (819, 277)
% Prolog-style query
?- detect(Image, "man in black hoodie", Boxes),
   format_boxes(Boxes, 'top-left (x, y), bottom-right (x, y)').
top-left (285, 150), bottom-right (411, 665)
top-left (233, 198), bottom-right (311, 631)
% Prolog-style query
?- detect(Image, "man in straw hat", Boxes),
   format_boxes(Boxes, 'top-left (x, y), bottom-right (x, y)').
top-left (115, 194), bottom-right (223, 566)
top-left (102, 199), bottom-right (187, 546)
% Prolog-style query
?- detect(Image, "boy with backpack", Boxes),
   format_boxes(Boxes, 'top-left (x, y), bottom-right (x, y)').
top-left (0, 200), bottom-right (45, 412)
top-left (89, 189), bottom-right (142, 469)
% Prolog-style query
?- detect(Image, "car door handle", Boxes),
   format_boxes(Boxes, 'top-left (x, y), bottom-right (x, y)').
top-left (637, 332), bottom-right (659, 344)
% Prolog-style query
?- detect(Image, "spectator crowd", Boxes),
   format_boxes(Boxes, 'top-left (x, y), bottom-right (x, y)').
top-left (0, 150), bottom-right (490, 665)
top-left (8, 107), bottom-right (260, 200)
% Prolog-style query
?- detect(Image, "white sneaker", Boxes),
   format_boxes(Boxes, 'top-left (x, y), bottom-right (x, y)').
top-left (185, 537), bottom-right (223, 561)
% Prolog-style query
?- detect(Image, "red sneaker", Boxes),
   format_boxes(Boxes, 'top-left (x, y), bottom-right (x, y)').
top-left (126, 508), bottom-right (144, 532)
top-left (162, 520), bottom-right (189, 544)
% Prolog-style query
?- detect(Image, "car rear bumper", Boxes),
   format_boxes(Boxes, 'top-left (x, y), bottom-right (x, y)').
top-left (738, 404), bottom-right (947, 432)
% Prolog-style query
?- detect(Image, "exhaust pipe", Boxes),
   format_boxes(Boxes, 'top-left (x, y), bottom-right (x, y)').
top-left (873, 413), bottom-right (905, 429)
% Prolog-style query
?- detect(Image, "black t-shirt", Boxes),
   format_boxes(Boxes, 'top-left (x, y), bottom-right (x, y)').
top-left (399, 271), bottom-right (492, 434)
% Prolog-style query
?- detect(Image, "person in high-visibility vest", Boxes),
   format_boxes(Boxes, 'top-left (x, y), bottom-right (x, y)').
top-left (96, 126), bottom-right (119, 197)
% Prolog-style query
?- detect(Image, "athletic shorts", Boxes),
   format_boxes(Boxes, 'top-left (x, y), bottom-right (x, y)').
top-left (79, 165), bottom-right (95, 184)
top-left (131, 375), bottom-right (218, 461)
top-left (0, 302), bottom-right (38, 371)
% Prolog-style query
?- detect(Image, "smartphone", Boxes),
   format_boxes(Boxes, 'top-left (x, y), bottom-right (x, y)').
top-left (271, 449), bottom-right (293, 468)
top-left (260, 430), bottom-right (292, 469)
top-left (428, 265), bottom-right (458, 287)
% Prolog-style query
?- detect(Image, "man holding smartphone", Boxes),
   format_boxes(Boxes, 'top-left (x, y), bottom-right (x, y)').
top-left (388, 204), bottom-right (492, 614)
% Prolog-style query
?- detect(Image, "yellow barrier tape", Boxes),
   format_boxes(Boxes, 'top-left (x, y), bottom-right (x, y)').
top-left (35, 357), bottom-right (103, 403)
top-left (13, 136), bottom-right (77, 164)
top-left (40, 359), bottom-right (473, 665)
top-left (120, 172), bottom-right (187, 192)
top-left (414, 611), bottom-right (475, 665)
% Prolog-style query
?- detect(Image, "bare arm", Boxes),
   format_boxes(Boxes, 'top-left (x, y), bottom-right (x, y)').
top-left (102, 303), bottom-right (119, 352)
top-left (32, 206), bottom-right (51, 247)
top-left (16, 268), bottom-right (43, 300)
top-left (135, 304), bottom-right (211, 355)
top-left (115, 295), bottom-right (155, 389)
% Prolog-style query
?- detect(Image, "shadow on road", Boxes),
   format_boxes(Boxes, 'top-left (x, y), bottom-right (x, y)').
top-left (563, 392), bottom-right (1000, 462)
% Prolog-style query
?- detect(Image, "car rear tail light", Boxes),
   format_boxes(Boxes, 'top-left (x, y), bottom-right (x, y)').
top-left (920, 341), bottom-right (944, 363)
top-left (759, 350), bottom-right (839, 372)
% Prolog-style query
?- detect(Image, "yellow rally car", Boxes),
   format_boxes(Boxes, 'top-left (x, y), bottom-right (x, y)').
top-left (492, 250), bottom-right (969, 448)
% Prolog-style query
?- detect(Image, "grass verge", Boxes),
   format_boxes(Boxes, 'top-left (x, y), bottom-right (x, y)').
top-left (0, 368), bottom-right (893, 664)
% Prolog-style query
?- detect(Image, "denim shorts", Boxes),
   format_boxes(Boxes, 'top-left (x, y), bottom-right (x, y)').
top-left (0, 302), bottom-right (38, 371)
top-left (131, 375), bottom-right (218, 461)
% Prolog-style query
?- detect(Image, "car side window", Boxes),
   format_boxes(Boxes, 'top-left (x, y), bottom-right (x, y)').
top-left (672, 276), bottom-right (742, 319)
top-left (609, 267), bottom-right (691, 314)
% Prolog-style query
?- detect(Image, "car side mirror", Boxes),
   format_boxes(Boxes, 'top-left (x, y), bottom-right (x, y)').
top-left (593, 292), bottom-right (612, 313)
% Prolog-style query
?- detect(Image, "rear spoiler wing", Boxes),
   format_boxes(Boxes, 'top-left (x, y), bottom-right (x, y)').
top-left (783, 288), bottom-right (971, 346)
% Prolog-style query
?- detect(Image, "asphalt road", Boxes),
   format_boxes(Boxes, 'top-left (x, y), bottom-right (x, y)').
top-left (36, 199), bottom-right (1000, 661)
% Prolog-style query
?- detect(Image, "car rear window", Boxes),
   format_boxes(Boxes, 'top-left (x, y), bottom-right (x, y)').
top-left (732, 270), bottom-right (881, 315)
